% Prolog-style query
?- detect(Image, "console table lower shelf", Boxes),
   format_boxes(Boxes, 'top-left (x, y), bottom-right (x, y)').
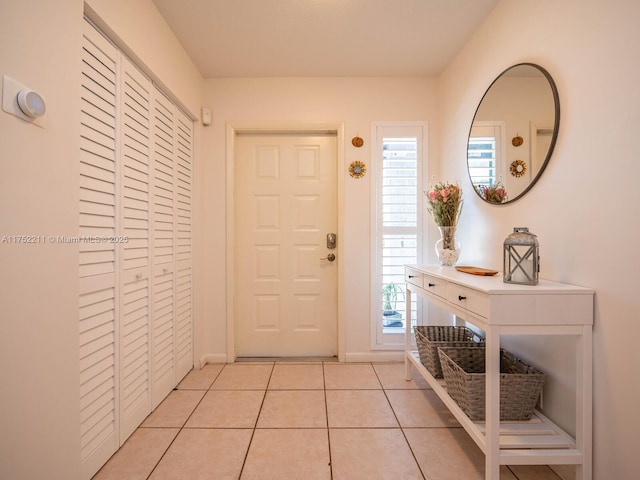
top-left (406, 351), bottom-right (582, 465)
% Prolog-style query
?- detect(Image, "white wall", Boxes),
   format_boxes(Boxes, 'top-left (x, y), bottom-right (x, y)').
top-left (0, 1), bottom-right (83, 477)
top-left (439, 0), bottom-right (640, 477)
top-left (199, 77), bottom-right (437, 361)
top-left (0, 1), bottom-right (203, 478)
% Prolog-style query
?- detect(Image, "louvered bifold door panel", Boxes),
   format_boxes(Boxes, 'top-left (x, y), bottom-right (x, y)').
top-left (118, 57), bottom-right (152, 444)
top-left (174, 109), bottom-right (194, 378)
top-left (151, 88), bottom-right (176, 407)
top-left (79, 21), bottom-right (119, 479)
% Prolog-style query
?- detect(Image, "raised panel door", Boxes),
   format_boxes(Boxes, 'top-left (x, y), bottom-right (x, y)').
top-left (235, 134), bottom-right (337, 357)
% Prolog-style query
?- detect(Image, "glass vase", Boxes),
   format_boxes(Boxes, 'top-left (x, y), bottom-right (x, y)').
top-left (435, 226), bottom-right (461, 266)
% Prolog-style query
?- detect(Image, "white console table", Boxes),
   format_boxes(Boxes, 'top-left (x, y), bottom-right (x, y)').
top-left (404, 265), bottom-right (593, 480)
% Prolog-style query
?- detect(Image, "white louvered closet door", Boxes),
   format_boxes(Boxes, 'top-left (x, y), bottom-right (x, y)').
top-left (174, 109), bottom-right (193, 379)
top-left (151, 88), bottom-right (176, 407)
top-left (80, 19), bottom-right (194, 479)
top-left (79, 22), bottom-right (119, 478)
top-left (118, 57), bottom-right (153, 442)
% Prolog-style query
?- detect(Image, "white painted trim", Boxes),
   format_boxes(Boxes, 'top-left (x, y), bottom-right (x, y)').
top-left (199, 353), bottom-right (228, 366)
top-left (370, 122), bottom-right (379, 352)
top-left (225, 124), bottom-right (236, 363)
top-left (344, 351), bottom-right (404, 363)
top-left (225, 121), bottom-right (346, 363)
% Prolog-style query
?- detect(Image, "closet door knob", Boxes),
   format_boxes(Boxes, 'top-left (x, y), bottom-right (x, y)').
top-left (458, 295), bottom-right (466, 301)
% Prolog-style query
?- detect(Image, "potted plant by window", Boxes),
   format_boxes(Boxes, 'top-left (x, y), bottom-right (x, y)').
top-left (382, 282), bottom-right (404, 327)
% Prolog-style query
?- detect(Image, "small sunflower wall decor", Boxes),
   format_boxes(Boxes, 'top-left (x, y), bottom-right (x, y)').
top-left (510, 159), bottom-right (527, 177)
top-left (349, 161), bottom-right (366, 178)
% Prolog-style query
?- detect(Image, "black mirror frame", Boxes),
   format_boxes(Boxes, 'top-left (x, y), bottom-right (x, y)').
top-left (467, 63), bottom-right (560, 204)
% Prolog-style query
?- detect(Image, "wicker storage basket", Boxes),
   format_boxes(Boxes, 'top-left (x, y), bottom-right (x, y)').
top-left (438, 347), bottom-right (546, 421)
top-left (413, 326), bottom-right (484, 378)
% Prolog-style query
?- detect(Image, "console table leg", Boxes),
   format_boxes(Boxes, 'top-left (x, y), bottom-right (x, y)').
top-left (404, 356), bottom-right (412, 381)
top-left (485, 325), bottom-right (501, 480)
top-left (576, 325), bottom-right (593, 479)
top-left (405, 287), bottom-right (413, 381)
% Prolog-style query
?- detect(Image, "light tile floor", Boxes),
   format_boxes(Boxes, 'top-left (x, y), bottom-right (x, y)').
top-left (92, 362), bottom-right (567, 480)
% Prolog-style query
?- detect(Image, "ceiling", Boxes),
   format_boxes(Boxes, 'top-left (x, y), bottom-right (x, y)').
top-left (152, 0), bottom-right (499, 78)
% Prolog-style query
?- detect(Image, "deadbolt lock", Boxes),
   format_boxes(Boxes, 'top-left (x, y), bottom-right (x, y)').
top-left (327, 233), bottom-right (337, 249)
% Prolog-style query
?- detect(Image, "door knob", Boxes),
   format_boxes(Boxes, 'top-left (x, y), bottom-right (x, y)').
top-left (320, 253), bottom-right (336, 262)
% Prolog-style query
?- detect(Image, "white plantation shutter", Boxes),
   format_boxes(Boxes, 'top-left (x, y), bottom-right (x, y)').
top-left (118, 57), bottom-right (152, 443)
top-left (174, 109), bottom-right (193, 377)
top-left (380, 137), bottom-right (418, 320)
top-left (151, 88), bottom-right (176, 406)
top-left (467, 122), bottom-right (503, 187)
top-left (79, 22), bottom-right (118, 478)
top-left (373, 124), bottom-right (425, 348)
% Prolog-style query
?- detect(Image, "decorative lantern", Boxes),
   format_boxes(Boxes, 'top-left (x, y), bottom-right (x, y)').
top-left (503, 227), bottom-right (539, 285)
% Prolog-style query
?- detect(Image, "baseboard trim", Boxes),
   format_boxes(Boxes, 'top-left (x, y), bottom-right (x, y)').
top-left (344, 351), bottom-right (404, 362)
top-left (236, 356), bottom-right (338, 363)
top-left (199, 353), bottom-right (228, 367)
top-left (199, 351), bottom-right (404, 365)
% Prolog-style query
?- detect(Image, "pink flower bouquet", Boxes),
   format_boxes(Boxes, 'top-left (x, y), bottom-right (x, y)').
top-left (425, 181), bottom-right (463, 226)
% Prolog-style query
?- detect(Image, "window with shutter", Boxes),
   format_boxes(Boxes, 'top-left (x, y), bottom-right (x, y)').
top-left (467, 122), bottom-right (504, 187)
top-left (372, 123), bottom-right (425, 348)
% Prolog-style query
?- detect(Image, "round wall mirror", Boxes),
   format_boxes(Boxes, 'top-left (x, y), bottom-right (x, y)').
top-left (467, 63), bottom-right (560, 204)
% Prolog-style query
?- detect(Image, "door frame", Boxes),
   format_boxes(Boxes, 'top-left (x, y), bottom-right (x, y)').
top-left (225, 121), bottom-right (346, 362)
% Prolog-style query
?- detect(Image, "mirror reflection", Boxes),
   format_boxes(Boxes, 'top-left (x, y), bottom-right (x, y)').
top-left (467, 63), bottom-right (559, 204)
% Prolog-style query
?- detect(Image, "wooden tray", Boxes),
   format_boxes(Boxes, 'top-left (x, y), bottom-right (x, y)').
top-left (455, 266), bottom-right (499, 276)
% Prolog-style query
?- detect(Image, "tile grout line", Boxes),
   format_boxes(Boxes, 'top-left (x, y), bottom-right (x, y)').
top-left (372, 363), bottom-right (428, 480)
top-left (122, 362), bottom-right (562, 480)
top-left (144, 364), bottom-right (227, 480)
top-left (236, 362), bottom-right (276, 480)
top-left (134, 361), bottom-right (499, 480)
top-left (322, 361), bottom-right (334, 480)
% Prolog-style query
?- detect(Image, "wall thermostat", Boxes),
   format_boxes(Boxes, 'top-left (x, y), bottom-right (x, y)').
top-left (17, 89), bottom-right (46, 118)
top-left (2, 75), bottom-right (47, 127)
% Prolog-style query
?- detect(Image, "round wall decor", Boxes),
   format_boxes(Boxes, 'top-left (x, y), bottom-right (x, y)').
top-left (510, 159), bottom-right (527, 177)
top-left (349, 160), bottom-right (366, 178)
top-left (512, 134), bottom-right (524, 147)
top-left (351, 136), bottom-right (364, 147)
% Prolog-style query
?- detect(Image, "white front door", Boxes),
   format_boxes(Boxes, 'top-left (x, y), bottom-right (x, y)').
top-left (235, 133), bottom-right (338, 357)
